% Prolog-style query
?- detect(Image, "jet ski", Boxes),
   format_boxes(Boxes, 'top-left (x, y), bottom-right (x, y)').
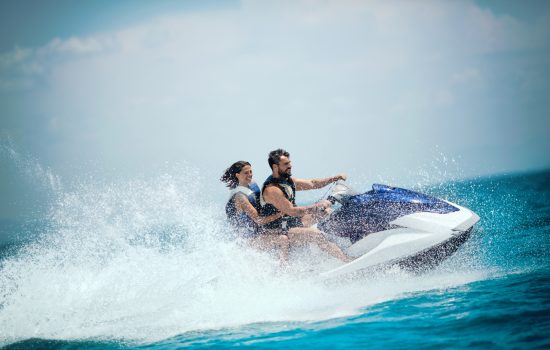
top-left (317, 182), bottom-right (480, 278)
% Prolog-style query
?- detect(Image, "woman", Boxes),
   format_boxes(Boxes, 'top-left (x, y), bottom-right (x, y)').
top-left (221, 161), bottom-right (290, 262)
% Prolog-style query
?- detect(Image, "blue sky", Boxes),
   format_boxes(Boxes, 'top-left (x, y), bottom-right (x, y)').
top-left (1, 0), bottom-right (549, 221)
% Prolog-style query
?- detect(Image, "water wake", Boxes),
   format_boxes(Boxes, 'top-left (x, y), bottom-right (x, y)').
top-left (0, 162), bottom-right (489, 347)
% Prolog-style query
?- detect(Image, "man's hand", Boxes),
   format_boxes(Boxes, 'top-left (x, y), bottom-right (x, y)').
top-left (333, 174), bottom-right (347, 182)
top-left (312, 200), bottom-right (332, 220)
top-left (321, 206), bottom-right (333, 217)
top-left (316, 199), bottom-right (332, 210)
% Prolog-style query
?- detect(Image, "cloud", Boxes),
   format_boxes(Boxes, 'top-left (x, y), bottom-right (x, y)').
top-left (40, 37), bottom-right (110, 56)
top-left (1, 0), bottom-right (548, 183)
top-left (0, 1), bottom-right (536, 94)
top-left (0, 33), bottom-right (116, 91)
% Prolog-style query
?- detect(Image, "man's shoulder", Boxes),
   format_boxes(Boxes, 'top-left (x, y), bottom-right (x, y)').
top-left (264, 183), bottom-right (282, 191)
top-left (262, 175), bottom-right (273, 184)
top-left (263, 184), bottom-right (284, 196)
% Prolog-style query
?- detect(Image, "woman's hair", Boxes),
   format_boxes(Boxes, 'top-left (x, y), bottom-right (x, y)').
top-left (220, 160), bottom-right (251, 189)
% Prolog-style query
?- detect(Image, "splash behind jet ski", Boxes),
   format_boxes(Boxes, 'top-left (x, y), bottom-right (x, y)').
top-left (318, 182), bottom-right (480, 278)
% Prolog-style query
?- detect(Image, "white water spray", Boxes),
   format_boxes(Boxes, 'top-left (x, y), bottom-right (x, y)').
top-left (0, 160), bottom-right (489, 347)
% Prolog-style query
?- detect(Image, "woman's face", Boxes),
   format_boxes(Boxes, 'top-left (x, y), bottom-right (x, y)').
top-left (235, 165), bottom-right (253, 186)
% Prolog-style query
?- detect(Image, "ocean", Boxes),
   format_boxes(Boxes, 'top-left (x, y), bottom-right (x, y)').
top-left (1, 169), bottom-right (549, 349)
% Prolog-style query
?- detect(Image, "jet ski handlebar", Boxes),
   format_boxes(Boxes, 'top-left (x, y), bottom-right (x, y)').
top-left (327, 195), bottom-right (338, 205)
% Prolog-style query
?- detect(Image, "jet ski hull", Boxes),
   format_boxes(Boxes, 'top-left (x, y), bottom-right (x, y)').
top-left (318, 183), bottom-right (480, 278)
top-left (395, 227), bottom-right (472, 271)
top-left (320, 228), bottom-right (473, 279)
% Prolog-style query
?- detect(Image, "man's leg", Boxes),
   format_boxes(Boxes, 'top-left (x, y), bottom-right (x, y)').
top-left (249, 233), bottom-right (290, 263)
top-left (301, 208), bottom-right (333, 227)
top-left (287, 227), bottom-right (351, 262)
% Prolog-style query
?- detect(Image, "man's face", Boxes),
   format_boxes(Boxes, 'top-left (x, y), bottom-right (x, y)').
top-left (276, 156), bottom-right (292, 178)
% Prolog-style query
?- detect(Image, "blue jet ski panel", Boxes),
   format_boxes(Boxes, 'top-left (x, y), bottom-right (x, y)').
top-left (319, 184), bottom-right (458, 243)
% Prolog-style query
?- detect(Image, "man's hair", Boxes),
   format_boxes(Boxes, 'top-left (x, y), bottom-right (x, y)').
top-left (268, 149), bottom-right (290, 169)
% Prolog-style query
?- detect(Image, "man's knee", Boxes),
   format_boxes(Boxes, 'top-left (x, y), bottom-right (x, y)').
top-left (278, 234), bottom-right (289, 243)
top-left (278, 234), bottom-right (290, 247)
top-left (288, 228), bottom-right (323, 243)
top-left (303, 228), bottom-right (324, 240)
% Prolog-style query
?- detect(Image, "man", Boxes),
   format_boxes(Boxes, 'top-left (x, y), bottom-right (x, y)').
top-left (259, 148), bottom-right (350, 262)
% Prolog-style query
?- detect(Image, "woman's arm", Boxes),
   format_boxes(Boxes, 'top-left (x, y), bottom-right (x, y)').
top-left (234, 193), bottom-right (282, 224)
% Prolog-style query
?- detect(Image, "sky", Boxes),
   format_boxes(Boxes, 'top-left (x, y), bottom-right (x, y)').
top-left (1, 0), bottom-right (549, 222)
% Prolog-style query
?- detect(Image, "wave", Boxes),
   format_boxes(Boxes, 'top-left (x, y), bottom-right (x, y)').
top-left (0, 163), bottom-right (495, 347)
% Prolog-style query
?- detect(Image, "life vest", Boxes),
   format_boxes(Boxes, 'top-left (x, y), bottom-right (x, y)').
top-left (259, 175), bottom-right (303, 230)
top-left (225, 183), bottom-right (261, 236)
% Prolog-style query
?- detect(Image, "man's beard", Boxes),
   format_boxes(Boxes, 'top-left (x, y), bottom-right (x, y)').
top-left (278, 168), bottom-right (291, 179)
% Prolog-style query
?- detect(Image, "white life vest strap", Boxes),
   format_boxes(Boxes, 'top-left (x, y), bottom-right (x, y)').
top-left (230, 185), bottom-right (253, 199)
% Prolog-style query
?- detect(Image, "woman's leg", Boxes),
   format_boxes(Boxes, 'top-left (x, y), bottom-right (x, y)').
top-left (287, 227), bottom-right (351, 262)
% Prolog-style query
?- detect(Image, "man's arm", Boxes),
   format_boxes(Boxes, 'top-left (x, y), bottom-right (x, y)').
top-left (293, 174), bottom-right (347, 191)
top-left (263, 186), bottom-right (330, 217)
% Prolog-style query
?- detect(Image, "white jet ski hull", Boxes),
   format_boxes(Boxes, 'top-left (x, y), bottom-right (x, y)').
top-left (320, 201), bottom-right (480, 279)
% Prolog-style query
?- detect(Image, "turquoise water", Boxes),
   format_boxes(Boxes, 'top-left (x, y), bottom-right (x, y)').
top-left (1, 170), bottom-right (549, 349)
